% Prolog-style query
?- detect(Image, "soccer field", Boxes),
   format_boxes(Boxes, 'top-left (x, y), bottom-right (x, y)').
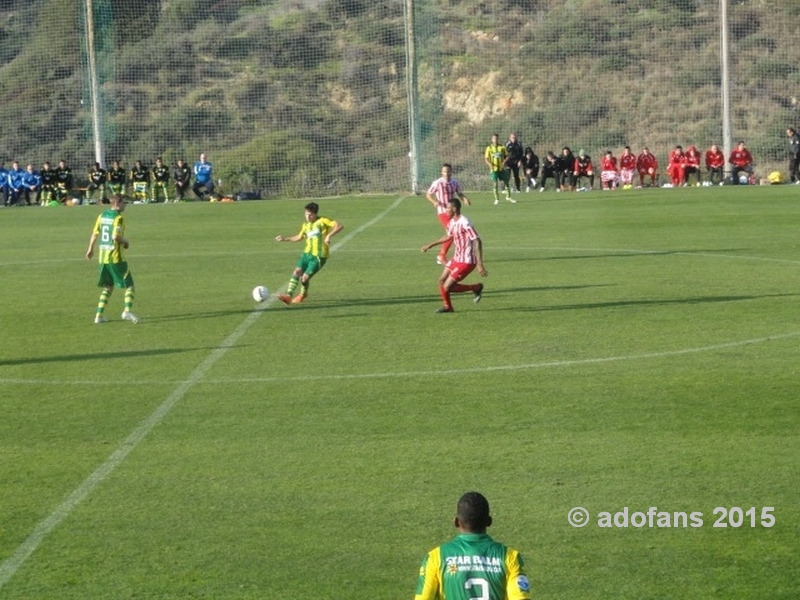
top-left (1, 187), bottom-right (798, 599)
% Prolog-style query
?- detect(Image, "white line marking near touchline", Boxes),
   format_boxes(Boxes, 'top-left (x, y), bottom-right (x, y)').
top-left (1, 330), bottom-right (799, 388)
top-left (0, 196), bottom-right (407, 590)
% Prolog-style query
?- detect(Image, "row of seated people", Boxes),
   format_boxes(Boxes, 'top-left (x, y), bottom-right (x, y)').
top-left (2, 155), bottom-right (215, 206)
top-left (517, 142), bottom-right (755, 192)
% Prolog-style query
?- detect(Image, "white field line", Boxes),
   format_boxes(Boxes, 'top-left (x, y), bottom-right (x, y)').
top-left (0, 196), bottom-right (407, 590)
top-left (3, 330), bottom-right (799, 387)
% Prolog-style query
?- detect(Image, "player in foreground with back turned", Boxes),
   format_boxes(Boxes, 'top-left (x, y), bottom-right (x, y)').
top-left (275, 202), bottom-right (343, 304)
top-left (421, 197), bottom-right (487, 313)
top-left (414, 491), bottom-right (532, 600)
top-left (85, 195), bottom-right (140, 324)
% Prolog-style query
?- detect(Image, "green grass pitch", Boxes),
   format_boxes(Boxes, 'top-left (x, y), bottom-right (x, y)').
top-left (1, 186), bottom-right (798, 599)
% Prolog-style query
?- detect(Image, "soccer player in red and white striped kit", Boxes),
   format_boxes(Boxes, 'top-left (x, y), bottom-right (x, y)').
top-left (426, 163), bottom-right (471, 265)
top-left (421, 197), bottom-right (487, 313)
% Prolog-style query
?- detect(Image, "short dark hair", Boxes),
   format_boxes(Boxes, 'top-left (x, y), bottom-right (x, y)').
top-left (447, 197), bottom-right (461, 213)
top-left (457, 492), bottom-right (491, 531)
top-left (305, 202), bottom-right (319, 214)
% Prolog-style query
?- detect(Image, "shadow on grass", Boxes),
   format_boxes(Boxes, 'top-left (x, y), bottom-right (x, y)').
top-left (489, 291), bottom-right (800, 312)
top-left (270, 284), bottom-right (611, 311)
top-left (497, 249), bottom-right (748, 262)
top-left (0, 346), bottom-right (222, 367)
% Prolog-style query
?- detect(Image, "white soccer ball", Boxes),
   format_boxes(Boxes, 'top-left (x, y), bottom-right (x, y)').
top-left (739, 175), bottom-right (749, 185)
top-left (252, 285), bottom-right (269, 302)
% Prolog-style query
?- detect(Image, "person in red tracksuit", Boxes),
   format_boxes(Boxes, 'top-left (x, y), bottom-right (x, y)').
top-left (619, 146), bottom-right (636, 187)
top-left (667, 145), bottom-right (687, 186)
top-left (729, 141), bottom-right (754, 184)
top-left (705, 144), bottom-right (725, 185)
top-left (636, 147), bottom-right (659, 187)
top-left (684, 145), bottom-right (702, 186)
top-left (600, 150), bottom-right (618, 190)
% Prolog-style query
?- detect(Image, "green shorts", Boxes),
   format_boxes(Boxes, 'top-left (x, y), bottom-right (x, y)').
top-left (296, 253), bottom-right (327, 277)
top-left (98, 261), bottom-right (134, 289)
top-left (490, 169), bottom-right (510, 183)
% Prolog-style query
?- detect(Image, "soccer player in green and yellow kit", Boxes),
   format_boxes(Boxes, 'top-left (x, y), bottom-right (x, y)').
top-left (414, 492), bottom-right (531, 600)
top-left (85, 195), bottom-right (140, 324)
top-left (484, 133), bottom-right (514, 205)
top-left (274, 202), bottom-right (343, 304)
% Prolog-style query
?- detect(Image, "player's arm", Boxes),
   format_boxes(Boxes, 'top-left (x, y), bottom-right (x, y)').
top-left (113, 222), bottom-right (129, 249)
top-left (414, 550), bottom-right (440, 600)
top-left (275, 233), bottom-right (303, 243)
top-left (484, 147), bottom-right (493, 169)
top-left (459, 192), bottom-right (471, 206)
top-left (473, 237), bottom-right (487, 277)
top-left (421, 234), bottom-right (452, 253)
top-left (504, 549), bottom-right (532, 600)
top-left (426, 190), bottom-right (438, 206)
top-left (86, 231), bottom-right (98, 259)
top-left (324, 221), bottom-right (343, 245)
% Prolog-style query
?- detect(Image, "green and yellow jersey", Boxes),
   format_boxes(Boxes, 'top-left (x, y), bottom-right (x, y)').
top-left (299, 217), bottom-right (338, 258)
top-left (92, 209), bottom-right (126, 264)
top-left (485, 144), bottom-right (508, 172)
top-left (415, 533), bottom-right (531, 600)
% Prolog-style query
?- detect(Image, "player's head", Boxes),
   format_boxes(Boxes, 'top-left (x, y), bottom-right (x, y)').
top-left (110, 195), bottom-right (126, 212)
top-left (491, 133), bottom-right (499, 144)
top-left (304, 202), bottom-right (320, 222)
top-left (441, 163), bottom-right (452, 179)
top-left (446, 197), bottom-right (461, 217)
top-left (455, 492), bottom-right (492, 533)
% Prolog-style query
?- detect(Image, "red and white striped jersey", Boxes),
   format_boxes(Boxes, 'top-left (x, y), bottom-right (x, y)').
top-left (427, 177), bottom-right (463, 215)
top-left (446, 214), bottom-right (480, 264)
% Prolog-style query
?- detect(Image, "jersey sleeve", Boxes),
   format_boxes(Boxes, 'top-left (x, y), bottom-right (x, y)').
top-left (414, 548), bottom-right (441, 600)
top-left (504, 549), bottom-right (532, 600)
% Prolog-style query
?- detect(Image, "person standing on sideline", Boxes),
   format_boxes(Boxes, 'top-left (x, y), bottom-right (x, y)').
top-left (728, 140), bottom-right (754, 184)
top-left (193, 152), bottom-right (214, 200)
top-left (414, 491), bottom-right (531, 600)
top-left (705, 144), bottom-right (725, 185)
top-left (275, 202), bottom-right (343, 305)
top-left (426, 163), bottom-right (471, 266)
top-left (636, 147), bottom-right (659, 187)
top-left (787, 128), bottom-right (800, 184)
top-left (85, 195), bottom-right (139, 324)
top-left (421, 197), bottom-right (487, 314)
top-left (173, 158), bottom-right (192, 201)
top-left (505, 132), bottom-right (525, 194)
top-left (484, 133), bottom-right (514, 205)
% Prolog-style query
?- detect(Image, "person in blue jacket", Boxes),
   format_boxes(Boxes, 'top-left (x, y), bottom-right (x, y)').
top-left (192, 152), bottom-right (214, 200)
top-left (6, 161), bottom-right (26, 206)
top-left (21, 163), bottom-right (42, 206)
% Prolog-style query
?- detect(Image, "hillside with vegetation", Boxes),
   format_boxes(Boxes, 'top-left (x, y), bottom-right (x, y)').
top-left (0, 0), bottom-right (797, 194)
